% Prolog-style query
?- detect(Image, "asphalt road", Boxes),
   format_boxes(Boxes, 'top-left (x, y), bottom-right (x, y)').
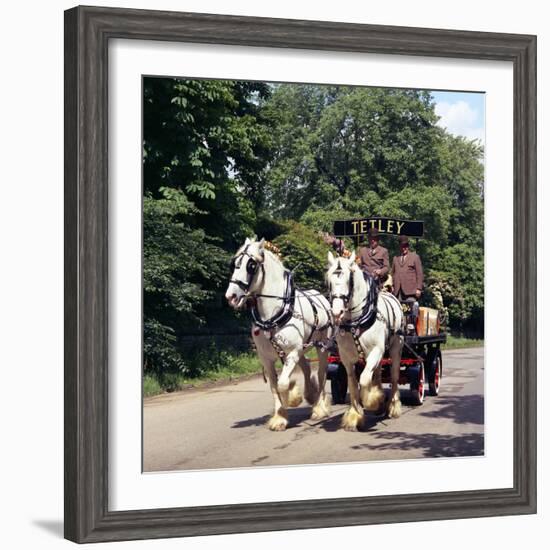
top-left (143, 348), bottom-right (484, 472)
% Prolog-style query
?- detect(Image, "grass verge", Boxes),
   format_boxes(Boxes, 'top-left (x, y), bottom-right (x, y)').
top-left (143, 351), bottom-right (262, 398)
top-left (144, 337), bottom-right (484, 398)
top-left (442, 335), bottom-right (484, 350)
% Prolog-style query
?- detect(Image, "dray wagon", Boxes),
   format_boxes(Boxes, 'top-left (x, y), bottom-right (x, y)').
top-left (325, 217), bottom-right (446, 407)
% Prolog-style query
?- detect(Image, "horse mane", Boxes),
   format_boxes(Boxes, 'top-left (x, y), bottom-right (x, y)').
top-left (263, 248), bottom-right (286, 270)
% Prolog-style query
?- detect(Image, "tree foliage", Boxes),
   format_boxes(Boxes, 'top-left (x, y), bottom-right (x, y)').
top-left (143, 77), bottom-right (272, 242)
top-left (273, 222), bottom-right (331, 292)
top-left (143, 78), bottom-right (273, 374)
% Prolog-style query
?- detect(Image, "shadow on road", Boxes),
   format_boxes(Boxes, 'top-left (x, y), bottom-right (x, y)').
top-left (231, 407), bottom-right (316, 429)
top-left (314, 409), bottom-right (388, 433)
top-left (232, 402), bottom-right (409, 432)
top-left (350, 430), bottom-right (484, 457)
top-left (419, 394), bottom-right (484, 425)
top-left (317, 413), bottom-right (343, 432)
top-left (231, 414), bottom-right (271, 428)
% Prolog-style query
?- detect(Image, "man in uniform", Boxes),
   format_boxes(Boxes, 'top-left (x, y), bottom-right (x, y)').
top-left (391, 235), bottom-right (424, 300)
top-left (358, 228), bottom-right (390, 288)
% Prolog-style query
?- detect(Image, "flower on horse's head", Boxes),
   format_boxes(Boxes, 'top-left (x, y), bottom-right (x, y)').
top-left (263, 240), bottom-right (282, 259)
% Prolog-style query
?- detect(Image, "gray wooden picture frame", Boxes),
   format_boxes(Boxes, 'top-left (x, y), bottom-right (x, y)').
top-left (64, 5), bottom-right (537, 543)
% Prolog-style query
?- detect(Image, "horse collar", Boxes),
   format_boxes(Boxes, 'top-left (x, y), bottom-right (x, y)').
top-left (339, 273), bottom-right (379, 333)
top-left (251, 271), bottom-right (296, 332)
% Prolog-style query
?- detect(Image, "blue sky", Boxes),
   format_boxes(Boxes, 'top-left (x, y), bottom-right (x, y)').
top-left (431, 91), bottom-right (485, 144)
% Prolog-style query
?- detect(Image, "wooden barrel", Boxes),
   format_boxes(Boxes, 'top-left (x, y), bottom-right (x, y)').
top-left (416, 307), bottom-right (440, 336)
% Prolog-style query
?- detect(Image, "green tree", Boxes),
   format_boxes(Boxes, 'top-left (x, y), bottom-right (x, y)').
top-left (143, 187), bottom-right (229, 375)
top-left (143, 78), bottom-right (274, 375)
top-left (263, 86), bottom-right (441, 217)
top-left (272, 221), bottom-right (331, 291)
top-left (144, 78), bottom-right (272, 243)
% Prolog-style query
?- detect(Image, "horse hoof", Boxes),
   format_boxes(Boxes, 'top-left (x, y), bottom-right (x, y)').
top-left (341, 409), bottom-right (364, 431)
top-left (310, 410), bottom-right (326, 421)
top-left (270, 423), bottom-right (287, 432)
top-left (362, 386), bottom-right (385, 412)
top-left (267, 414), bottom-right (288, 431)
top-left (310, 407), bottom-right (327, 420)
top-left (388, 400), bottom-right (402, 419)
top-left (311, 397), bottom-right (331, 420)
top-left (288, 386), bottom-right (303, 408)
top-left (342, 423), bottom-right (358, 432)
top-left (370, 402), bottom-right (387, 417)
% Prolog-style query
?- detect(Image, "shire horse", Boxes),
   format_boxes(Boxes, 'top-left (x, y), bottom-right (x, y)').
top-left (326, 251), bottom-right (404, 431)
top-left (225, 237), bottom-right (333, 431)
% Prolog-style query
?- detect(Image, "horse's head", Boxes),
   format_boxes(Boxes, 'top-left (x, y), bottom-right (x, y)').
top-left (225, 237), bottom-right (265, 309)
top-left (326, 250), bottom-right (357, 324)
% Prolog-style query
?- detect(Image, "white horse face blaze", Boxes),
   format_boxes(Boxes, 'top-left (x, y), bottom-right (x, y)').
top-left (327, 260), bottom-right (353, 323)
top-left (225, 257), bottom-right (249, 309)
top-left (331, 297), bottom-right (346, 324)
top-left (330, 278), bottom-right (348, 322)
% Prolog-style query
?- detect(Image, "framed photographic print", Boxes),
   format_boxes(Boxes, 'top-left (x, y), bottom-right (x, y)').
top-left (64, 5), bottom-right (536, 543)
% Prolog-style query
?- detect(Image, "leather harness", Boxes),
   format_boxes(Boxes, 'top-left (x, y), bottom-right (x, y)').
top-left (230, 249), bottom-right (332, 361)
top-left (329, 266), bottom-right (401, 359)
top-left (330, 265), bottom-right (380, 334)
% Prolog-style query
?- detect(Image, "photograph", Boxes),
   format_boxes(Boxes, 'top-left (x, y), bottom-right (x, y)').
top-left (142, 77), bottom-right (486, 472)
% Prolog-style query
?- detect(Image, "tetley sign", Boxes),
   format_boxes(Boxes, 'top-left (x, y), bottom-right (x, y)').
top-left (333, 217), bottom-right (424, 238)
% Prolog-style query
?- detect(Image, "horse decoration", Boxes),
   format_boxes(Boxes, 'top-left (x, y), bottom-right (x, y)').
top-left (225, 237), bottom-right (333, 431)
top-left (326, 251), bottom-right (404, 431)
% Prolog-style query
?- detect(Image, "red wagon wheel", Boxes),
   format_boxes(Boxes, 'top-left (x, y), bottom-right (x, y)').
top-left (429, 353), bottom-right (442, 396)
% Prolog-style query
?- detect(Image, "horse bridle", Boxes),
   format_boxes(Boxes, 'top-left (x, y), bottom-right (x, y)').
top-left (329, 262), bottom-right (380, 333)
top-left (329, 262), bottom-right (371, 315)
top-left (230, 245), bottom-right (296, 335)
top-left (229, 245), bottom-right (264, 293)
top-left (329, 261), bottom-right (355, 310)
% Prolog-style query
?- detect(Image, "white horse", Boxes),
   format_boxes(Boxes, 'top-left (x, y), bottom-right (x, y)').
top-left (327, 251), bottom-right (404, 431)
top-left (225, 237), bottom-right (332, 431)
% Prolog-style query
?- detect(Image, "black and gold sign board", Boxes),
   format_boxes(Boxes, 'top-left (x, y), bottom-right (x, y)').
top-left (333, 217), bottom-right (424, 238)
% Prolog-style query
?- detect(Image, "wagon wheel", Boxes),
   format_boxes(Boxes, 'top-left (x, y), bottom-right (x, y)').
top-left (428, 353), bottom-right (442, 396)
top-left (410, 362), bottom-right (425, 406)
top-left (330, 363), bottom-right (348, 405)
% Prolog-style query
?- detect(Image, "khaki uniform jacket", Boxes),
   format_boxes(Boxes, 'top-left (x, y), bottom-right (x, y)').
top-left (392, 252), bottom-right (424, 297)
top-left (358, 245), bottom-right (389, 279)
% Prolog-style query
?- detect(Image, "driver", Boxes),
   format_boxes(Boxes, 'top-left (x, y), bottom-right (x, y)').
top-left (358, 227), bottom-right (390, 288)
top-left (391, 235), bottom-right (424, 301)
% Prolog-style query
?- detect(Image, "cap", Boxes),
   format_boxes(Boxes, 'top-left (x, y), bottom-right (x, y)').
top-left (368, 227), bottom-right (380, 238)
top-left (398, 235), bottom-right (410, 245)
